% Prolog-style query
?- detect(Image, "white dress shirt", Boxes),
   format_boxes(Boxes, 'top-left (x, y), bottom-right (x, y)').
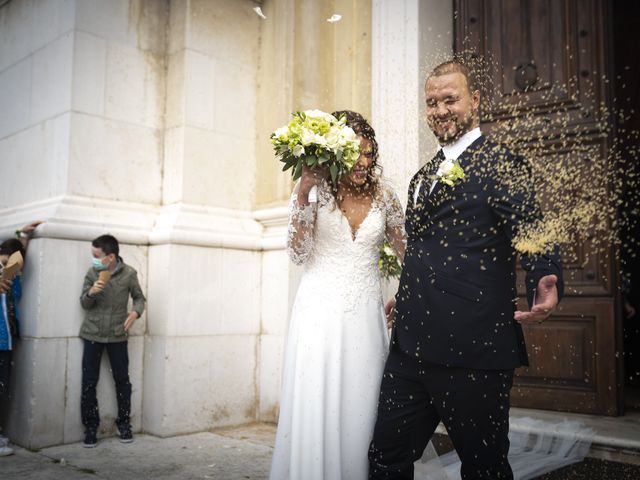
top-left (414, 127), bottom-right (482, 205)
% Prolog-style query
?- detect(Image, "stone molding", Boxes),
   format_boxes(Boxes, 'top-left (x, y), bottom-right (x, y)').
top-left (0, 195), bottom-right (288, 251)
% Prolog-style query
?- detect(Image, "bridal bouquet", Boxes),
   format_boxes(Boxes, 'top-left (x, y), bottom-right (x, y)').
top-left (271, 110), bottom-right (361, 185)
top-left (378, 240), bottom-right (402, 280)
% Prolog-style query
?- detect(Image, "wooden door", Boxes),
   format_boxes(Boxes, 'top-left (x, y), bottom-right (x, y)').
top-left (453, 0), bottom-right (620, 414)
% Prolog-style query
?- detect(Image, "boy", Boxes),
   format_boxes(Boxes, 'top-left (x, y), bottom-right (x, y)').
top-left (79, 234), bottom-right (145, 448)
top-left (0, 221), bottom-right (41, 456)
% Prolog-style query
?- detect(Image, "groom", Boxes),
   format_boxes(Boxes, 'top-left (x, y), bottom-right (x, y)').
top-left (368, 61), bottom-right (563, 479)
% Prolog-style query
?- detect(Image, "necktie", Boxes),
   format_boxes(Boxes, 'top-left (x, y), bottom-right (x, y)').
top-left (416, 149), bottom-right (446, 202)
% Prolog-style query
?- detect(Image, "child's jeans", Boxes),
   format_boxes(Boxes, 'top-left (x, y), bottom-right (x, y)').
top-left (80, 340), bottom-right (131, 433)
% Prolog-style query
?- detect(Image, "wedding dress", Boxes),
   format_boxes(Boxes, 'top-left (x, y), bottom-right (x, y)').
top-left (269, 181), bottom-right (406, 480)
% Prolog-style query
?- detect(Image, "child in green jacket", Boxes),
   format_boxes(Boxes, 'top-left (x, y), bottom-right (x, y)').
top-left (79, 234), bottom-right (145, 448)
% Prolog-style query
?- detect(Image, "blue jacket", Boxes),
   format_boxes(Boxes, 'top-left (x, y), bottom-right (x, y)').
top-left (0, 275), bottom-right (22, 351)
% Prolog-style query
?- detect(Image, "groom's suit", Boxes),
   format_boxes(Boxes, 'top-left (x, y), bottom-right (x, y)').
top-left (397, 135), bottom-right (563, 369)
top-left (369, 135), bottom-right (564, 479)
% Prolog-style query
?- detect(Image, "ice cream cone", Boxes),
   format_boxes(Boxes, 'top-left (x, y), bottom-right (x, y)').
top-left (0, 251), bottom-right (23, 283)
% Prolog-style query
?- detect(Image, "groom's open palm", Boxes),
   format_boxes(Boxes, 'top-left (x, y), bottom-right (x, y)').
top-left (514, 274), bottom-right (558, 323)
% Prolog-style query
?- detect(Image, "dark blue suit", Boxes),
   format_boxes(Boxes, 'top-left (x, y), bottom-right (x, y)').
top-left (369, 136), bottom-right (564, 479)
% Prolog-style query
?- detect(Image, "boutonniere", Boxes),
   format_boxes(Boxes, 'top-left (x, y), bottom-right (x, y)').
top-left (432, 157), bottom-right (465, 187)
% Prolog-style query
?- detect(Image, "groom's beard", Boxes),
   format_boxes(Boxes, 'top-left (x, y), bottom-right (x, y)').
top-left (428, 112), bottom-right (475, 145)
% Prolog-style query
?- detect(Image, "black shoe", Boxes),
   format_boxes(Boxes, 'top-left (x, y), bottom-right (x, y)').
top-left (83, 431), bottom-right (97, 448)
top-left (117, 427), bottom-right (133, 444)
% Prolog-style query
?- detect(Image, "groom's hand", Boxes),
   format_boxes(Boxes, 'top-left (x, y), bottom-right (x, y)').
top-left (514, 274), bottom-right (558, 324)
top-left (385, 298), bottom-right (396, 328)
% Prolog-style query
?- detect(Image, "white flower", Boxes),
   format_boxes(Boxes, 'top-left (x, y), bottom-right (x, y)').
top-left (337, 125), bottom-right (357, 148)
top-left (434, 157), bottom-right (465, 186)
top-left (292, 145), bottom-right (305, 157)
top-left (436, 158), bottom-right (455, 177)
top-left (341, 125), bottom-right (357, 141)
top-left (313, 133), bottom-right (328, 147)
top-left (324, 129), bottom-right (341, 150)
top-left (300, 128), bottom-right (316, 146)
top-left (274, 126), bottom-right (288, 141)
top-left (304, 109), bottom-right (335, 122)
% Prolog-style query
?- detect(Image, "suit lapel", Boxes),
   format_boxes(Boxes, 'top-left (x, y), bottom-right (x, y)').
top-left (455, 135), bottom-right (486, 172)
top-left (408, 135), bottom-right (487, 228)
top-left (406, 160), bottom-right (438, 235)
top-left (416, 152), bottom-right (443, 208)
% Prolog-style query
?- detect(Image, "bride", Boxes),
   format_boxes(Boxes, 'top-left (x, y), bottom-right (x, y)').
top-left (269, 111), bottom-right (406, 480)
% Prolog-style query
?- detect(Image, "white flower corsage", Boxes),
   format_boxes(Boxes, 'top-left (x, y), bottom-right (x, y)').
top-left (433, 158), bottom-right (465, 187)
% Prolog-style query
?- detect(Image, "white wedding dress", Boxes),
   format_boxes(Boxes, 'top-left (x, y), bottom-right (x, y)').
top-left (269, 182), bottom-right (407, 480)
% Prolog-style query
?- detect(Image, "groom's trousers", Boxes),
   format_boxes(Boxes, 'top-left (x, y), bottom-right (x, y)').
top-left (368, 345), bottom-right (514, 480)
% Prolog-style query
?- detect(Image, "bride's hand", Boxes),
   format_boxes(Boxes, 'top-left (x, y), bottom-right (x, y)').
top-left (297, 165), bottom-right (328, 204)
top-left (385, 298), bottom-right (396, 328)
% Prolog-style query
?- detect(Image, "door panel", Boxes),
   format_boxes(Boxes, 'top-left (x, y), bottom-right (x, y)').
top-left (454, 0), bottom-right (619, 414)
top-left (513, 298), bottom-right (617, 414)
top-left (458, 0), bottom-right (606, 132)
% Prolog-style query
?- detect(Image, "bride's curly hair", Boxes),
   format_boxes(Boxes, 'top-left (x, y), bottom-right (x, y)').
top-left (331, 110), bottom-right (383, 199)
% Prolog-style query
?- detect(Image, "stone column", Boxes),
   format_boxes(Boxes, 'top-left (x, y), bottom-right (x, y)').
top-left (142, 0), bottom-right (265, 436)
top-left (370, 0), bottom-right (453, 299)
top-left (371, 0), bottom-right (453, 200)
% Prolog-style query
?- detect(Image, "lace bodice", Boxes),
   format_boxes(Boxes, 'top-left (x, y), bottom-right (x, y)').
top-left (286, 182), bottom-right (406, 308)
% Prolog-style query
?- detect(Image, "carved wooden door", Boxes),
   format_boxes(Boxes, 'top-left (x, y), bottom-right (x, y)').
top-left (454, 0), bottom-right (619, 414)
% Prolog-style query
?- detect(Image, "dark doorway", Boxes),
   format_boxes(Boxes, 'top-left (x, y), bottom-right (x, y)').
top-left (612, 0), bottom-right (640, 412)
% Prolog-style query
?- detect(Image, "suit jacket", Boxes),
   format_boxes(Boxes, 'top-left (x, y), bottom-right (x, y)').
top-left (393, 135), bottom-right (564, 370)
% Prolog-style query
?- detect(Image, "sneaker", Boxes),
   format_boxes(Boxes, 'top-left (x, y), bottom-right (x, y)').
top-left (83, 431), bottom-right (97, 448)
top-left (0, 446), bottom-right (14, 456)
top-left (117, 427), bottom-right (133, 444)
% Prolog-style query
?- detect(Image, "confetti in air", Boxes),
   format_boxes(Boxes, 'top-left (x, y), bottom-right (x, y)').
top-left (253, 6), bottom-right (266, 20)
top-left (327, 14), bottom-right (342, 23)
top-left (425, 51), bottom-right (640, 274)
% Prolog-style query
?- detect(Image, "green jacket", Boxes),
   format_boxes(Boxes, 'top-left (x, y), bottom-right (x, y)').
top-left (79, 259), bottom-right (146, 343)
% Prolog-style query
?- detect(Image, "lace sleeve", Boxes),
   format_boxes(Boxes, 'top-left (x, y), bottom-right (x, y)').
top-left (383, 187), bottom-right (407, 262)
top-left (286, 191), bottom-right (318, 265)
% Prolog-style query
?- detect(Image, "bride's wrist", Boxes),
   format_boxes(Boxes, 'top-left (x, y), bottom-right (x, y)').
top-left (296, 193), bottom-right (310, 206)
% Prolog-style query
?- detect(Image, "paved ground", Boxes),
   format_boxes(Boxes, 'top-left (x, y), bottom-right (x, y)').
top-left (1, 422), bottom-right (639, 479)
top-left (536, 458), bottom-right (640, 480)
top-left (1, 425), bottom-right (275, 480)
